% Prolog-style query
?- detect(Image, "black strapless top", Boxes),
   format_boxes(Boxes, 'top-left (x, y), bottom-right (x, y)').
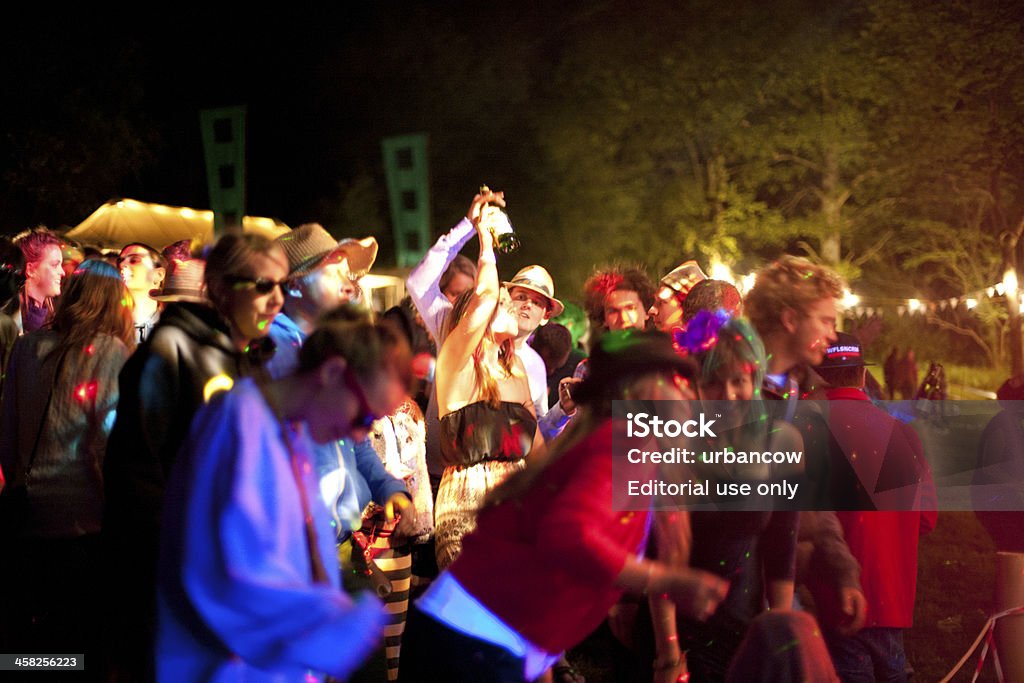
top-left (439, 401), bottom-right (537, 468)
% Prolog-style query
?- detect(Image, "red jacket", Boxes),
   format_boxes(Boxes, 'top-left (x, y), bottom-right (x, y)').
top-left (825, 387), bottom-right (937, 627)
top-left (450, 420), bottom-right (649, 653)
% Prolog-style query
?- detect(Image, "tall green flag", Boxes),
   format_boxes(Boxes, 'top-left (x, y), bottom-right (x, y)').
top-left (199, 106), bottom-right (247, 236)
top-left (382, 134), bottom-right (430, 267)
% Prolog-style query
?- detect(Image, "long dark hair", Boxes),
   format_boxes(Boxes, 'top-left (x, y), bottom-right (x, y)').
top-left (51, 259), bottom-right (135, 354)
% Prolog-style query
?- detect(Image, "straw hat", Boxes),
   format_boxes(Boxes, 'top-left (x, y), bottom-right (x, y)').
top-left (276, 223), bottom-right (378, 279)
top-left (503, 265), bottom-right (564, 317)
top-left (151, 259), bottom-right (207, 303)
top-left (659, 260), bottom-right (707, 299)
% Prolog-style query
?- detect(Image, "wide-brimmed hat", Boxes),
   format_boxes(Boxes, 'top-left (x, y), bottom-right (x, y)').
top-left (151, 258), bottom-right (207, 303)
top-left (503, 265), bottom-right (564, 317)
top-left (276, 223), bottom-right (378, 278)
top-left (816, 331), bottom-right (873, 369)
top-left (659, 260), bottom-right (707, 298)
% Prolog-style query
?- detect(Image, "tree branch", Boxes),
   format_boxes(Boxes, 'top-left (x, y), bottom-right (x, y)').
top-left (851, 231), bottom-right (894, 267)
top-left (772, 152), bottom-right (824, 175)
top-left (1000, 213), bottom-right (1024, 250)
top-left (796, 240), bottom-right (821, 261)
top-left (925, 314), bottom-right (998, 367)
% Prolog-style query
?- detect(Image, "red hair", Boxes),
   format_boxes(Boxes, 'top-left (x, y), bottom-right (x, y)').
top-left (583, 265), bottom-right (655, 330)
top-left (14, 227), bottom-right (63, 266)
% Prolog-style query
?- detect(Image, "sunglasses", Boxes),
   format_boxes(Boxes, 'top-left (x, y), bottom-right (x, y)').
top-left (343, 366), bottom-right (382, 430)
top-left (225, 275), bottom-right (288, 295)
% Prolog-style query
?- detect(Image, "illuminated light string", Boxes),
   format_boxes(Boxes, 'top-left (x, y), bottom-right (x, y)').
top-left (705, 257), bottom-right (1021, 319)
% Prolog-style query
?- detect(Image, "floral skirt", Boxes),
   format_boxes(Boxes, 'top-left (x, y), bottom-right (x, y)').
top-left (434, 459), bottom-right (526, 571)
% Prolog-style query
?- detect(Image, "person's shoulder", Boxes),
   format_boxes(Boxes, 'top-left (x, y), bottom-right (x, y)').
top-left (191, 377), bottom-right (263, 431)
top-left (10, 328), bottom-right (57, 357)
top-left (770, 419), bottom-right (803, 449)
top-left (81, 334), bottom-right (133, 366)
top-left (519, 343), bottom-right (545, 371)
top-left (147, 318), bottom-right (191, 349)
top-left (269, 312), bottom-right (301, 336)
top-left (0, 312), bottom-right (16, 335)
top-left (130, 326), bottom-right (193, 378)
top-left (92, 332), bottom-right (132, 351)
top-left (153, 303), bottom-right (229, 343)
top-left (148, 314), bottom-right (233, 363)
top-left (889, 414), bottom-right (923, 444)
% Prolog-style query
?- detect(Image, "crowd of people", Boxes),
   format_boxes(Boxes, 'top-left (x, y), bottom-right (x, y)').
top-left (0, 187), bottom-right (960, 682)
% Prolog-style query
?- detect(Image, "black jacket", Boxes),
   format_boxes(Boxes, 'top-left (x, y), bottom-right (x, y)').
top-left (103, 302), bottom-right (269, 537)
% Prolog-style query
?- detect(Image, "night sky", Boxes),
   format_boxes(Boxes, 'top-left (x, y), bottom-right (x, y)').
top-left (1, 9), bottom-right (369, 225)
top-left (1, 5), bottom-right (565, 235)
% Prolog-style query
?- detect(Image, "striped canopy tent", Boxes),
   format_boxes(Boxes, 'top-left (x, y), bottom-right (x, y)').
top-left (65, 198), bottom-right (290, 251)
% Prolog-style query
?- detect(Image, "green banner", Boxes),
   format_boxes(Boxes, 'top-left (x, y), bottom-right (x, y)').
top-left (382, 134), bottom-right (430, 267)
top-left (199, 106), bottom-right (247, 235)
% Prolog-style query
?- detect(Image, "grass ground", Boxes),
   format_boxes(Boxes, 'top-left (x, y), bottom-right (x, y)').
top-left (942, 365), bottom-right (1008, 397)
top-left (867, 363), bottom-right (1008, 398)
top-left (908, 512), bottom-right (999, 682)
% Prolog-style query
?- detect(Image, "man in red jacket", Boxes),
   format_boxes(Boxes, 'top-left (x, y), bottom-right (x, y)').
top-left (813, 332), bottom-right (937, 683)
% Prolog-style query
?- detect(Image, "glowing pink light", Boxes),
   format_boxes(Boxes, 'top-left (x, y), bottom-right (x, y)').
top-left (73, 380), bottom-right (99, 403)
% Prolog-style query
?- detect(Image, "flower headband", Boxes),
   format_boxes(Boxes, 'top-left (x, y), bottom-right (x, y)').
top-left (673, 308), bottom-right (732, 357)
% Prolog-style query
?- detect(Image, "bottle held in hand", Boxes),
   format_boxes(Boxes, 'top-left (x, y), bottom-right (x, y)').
top-left (489, 208), bottom-right (520, 254)
top-left (478, 184), bottom-right (520, 254)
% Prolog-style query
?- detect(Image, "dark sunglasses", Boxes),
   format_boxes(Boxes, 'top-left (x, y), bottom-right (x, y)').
top-left (343, 366), bottom-right (383, 430)
top-left (225, 275), bottom-right (288, 295)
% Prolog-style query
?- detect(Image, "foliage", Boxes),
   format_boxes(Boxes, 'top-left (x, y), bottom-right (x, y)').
top-left (4, 3), bottom-right (1023, 374)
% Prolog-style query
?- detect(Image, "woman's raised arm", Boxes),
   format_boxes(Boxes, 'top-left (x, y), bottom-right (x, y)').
top-left (437, 188), bottom-right (504, 369)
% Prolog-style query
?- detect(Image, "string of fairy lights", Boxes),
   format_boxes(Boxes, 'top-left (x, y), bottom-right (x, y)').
top-left (709, 260), bottom-right (1022, 319)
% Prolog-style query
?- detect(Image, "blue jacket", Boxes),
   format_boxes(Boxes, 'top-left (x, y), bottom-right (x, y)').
top-left (158, 378), bottom-right (385, 681)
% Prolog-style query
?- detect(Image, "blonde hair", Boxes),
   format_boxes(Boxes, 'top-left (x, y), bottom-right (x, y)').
top-left (204, 234), bottom-right (286, 315)
top-left (745, 255), bottom-right (844, 337)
